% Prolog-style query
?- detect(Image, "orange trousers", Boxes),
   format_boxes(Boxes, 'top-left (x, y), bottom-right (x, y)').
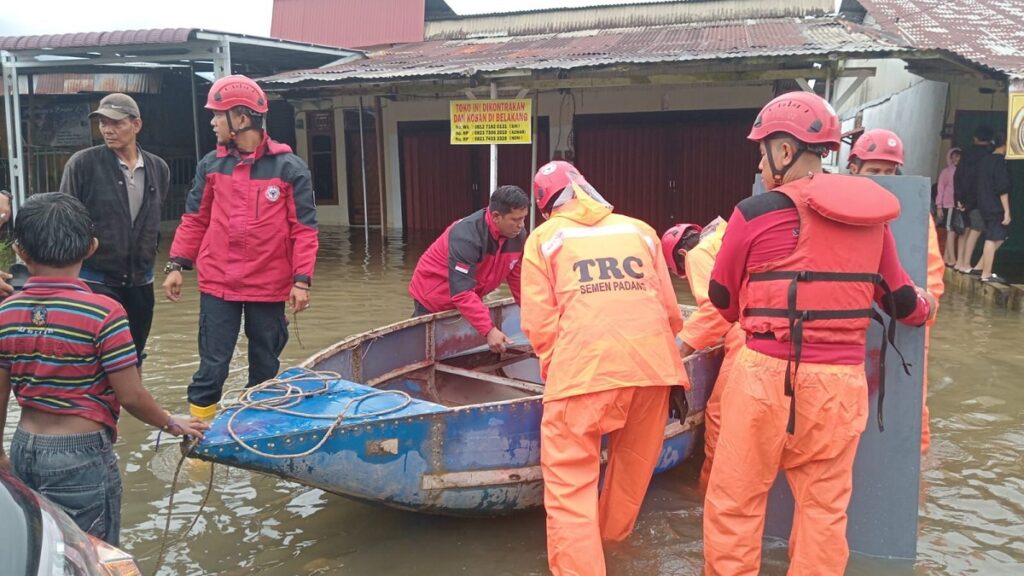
top-left (703, 347), bottom-right (868, 576)
top-left (541, 385), bottom-right (670, 576)
top-left (699, 325), bottom-right (745, 491)
top-left (921, 327), bottom-right (932, 454)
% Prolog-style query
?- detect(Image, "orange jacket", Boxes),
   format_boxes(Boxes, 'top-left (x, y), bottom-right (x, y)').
top-left (680, 220), bottom-right (733, 351)
top-left (926, 216), bottom-right (944, 325)
top-left (521, 191), bottom-right (685, 403)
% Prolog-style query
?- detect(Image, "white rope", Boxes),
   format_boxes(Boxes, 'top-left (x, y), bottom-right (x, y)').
top-left (220, 370), bottom-right (413, 459)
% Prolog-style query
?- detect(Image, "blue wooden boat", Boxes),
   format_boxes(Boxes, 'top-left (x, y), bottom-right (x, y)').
top-left (191, 299), bottom-right (722, 516)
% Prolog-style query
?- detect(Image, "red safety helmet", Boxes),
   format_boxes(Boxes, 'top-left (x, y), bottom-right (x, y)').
top-left (748, 91), bottom-right (841, 151)
top-left (850, 129), bottom-right (905, 165)
top-left (533, 161), bottom-right (591, 213)
top-left (205, 75), bottom-right (269, 114)
top-left (660, 223), bottom-right (703, 277)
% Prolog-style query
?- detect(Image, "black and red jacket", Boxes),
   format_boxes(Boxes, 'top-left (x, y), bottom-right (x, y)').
top-left (170, 134), bottom-right (318, 302)
top-left (409, 209), bottom-right (525, 335)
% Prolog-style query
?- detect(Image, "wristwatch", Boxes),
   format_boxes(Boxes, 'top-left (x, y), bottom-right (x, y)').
top-left (163, 261), bottom-right (183, 274)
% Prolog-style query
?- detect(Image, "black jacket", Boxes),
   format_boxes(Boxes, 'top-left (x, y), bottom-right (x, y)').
top-left (953, 143), bottom-right (992, 212)
top-left (975, 152), bottom-right (1012, 219)
top-left (59, 144), bottom-right (169, 286)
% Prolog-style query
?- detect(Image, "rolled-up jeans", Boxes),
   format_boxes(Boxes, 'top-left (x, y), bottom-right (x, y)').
top-left (10, 427), bottom-right (123, 546)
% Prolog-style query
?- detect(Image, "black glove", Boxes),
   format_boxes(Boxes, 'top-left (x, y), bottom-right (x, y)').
top-left (668, 386), bottom-right (689, 421)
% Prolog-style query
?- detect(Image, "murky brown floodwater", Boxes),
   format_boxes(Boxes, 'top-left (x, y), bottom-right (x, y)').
top-left (4, 226), bottom-right (1023, 575)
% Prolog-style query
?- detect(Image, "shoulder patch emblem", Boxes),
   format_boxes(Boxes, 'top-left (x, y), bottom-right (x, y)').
top-left (31, 305), bottom-right (48, 327)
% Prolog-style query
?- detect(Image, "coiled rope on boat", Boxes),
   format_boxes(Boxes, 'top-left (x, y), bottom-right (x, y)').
top-left (221, 370), bottom-right (414, 459)
top-left (151, 370), bottom-right (412, 574)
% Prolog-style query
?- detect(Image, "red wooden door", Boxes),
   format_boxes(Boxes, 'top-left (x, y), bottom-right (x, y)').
top-left (574, 120), bottom-right (671, 229)
top-left (400, 119), bottom-right (550, 232)
top-left (573, 111), bottom-right (760, 233)
top-left (400, 123), bottom-right (478, 232)
top-left (670, 115), bottom-right (761, 228)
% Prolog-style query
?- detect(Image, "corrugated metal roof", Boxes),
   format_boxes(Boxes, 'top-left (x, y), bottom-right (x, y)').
top-left (260, 16), bottom-right (909, 85)
top-left (0, 29), bottom-right (195, 51)
top-left (858, 0), bottom-right (1024, 77)
top-left (425, 0), bottom-right (834, 40)
top-left (29, 73), bottom-right (162, 95)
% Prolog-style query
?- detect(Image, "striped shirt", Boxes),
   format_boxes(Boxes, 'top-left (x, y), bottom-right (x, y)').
top-left (0, 277), bottom-right (138, 435)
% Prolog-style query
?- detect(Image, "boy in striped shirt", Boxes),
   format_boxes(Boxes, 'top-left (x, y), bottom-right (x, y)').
top-left (0, 192), bottom-right (208, 545)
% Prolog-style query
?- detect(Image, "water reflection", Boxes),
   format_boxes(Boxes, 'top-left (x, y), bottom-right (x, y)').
top-left (3, 226), bottom-right (1022, 575)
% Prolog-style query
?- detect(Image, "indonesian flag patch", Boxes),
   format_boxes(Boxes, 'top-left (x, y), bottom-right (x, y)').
top-left (454, 262), bottom-right (470, 274)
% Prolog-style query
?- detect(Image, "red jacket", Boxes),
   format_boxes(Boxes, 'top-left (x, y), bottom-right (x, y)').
top-left (739, 174), bottom-right (900, 348)
top-left (710, 174), bottom-right (931, 364)
top-left (409, 209), bottom-right (524, 335)
top-left (170, 134), bottom-right (318, 302)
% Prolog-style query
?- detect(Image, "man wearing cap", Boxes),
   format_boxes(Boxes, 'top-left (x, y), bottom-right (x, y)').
top-left (59, 93), bottom-right (170, 362)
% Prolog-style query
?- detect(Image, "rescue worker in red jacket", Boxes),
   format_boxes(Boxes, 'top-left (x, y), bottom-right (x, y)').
top-left (163, 75), bottom-right (318, 420)
top-left (661, 218), bottom-right (744, 491)
top-left (847, 128), bottom-right (945, 454)
top-left (703, 92), bottom-right (936, 575)
top-left (408, 185), bottom-right (529, 353)
top-left (521, 161), bottom-right (685, 576)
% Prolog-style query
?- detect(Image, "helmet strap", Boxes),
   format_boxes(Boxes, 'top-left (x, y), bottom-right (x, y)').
top-left (764, 138), bottom-right (806, 186)
top-left (224, 110), bottom-right (263, 148)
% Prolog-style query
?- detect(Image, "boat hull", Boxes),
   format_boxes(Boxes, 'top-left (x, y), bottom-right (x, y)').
top-left (193, 300), bottom-right (722, 516)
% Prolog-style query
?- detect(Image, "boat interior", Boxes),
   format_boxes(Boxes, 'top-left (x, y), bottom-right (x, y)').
top-left (375, 346), bottom-right (544, 407)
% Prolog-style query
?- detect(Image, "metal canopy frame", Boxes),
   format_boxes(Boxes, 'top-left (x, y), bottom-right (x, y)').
top-left (1, 29), bottom-right (360, 213)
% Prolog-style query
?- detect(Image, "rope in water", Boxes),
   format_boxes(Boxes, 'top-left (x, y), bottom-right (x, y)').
top-left (151, 436), bottom-right (208, 575)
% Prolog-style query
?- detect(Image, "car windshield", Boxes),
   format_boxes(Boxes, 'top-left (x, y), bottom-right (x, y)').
top-left (0, 468), bottom-right (43, 576)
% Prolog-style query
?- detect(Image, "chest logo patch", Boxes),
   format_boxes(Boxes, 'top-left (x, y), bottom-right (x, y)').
top-left (509, 258), bottom-right (519, 270)
top-left (265, 186), bottom-right (281, 202)
top-left (31, 305), bottom-right (48, 327)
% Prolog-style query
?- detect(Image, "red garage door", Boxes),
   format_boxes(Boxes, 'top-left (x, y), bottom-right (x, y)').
top-left (399, 120), bottom-right (549, 232)
top-left (574, 110), bottom-right (761, 233)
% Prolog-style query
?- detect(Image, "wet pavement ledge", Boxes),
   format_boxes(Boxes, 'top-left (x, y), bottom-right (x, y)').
top-left (943, 267), bottom-right (1024, 311)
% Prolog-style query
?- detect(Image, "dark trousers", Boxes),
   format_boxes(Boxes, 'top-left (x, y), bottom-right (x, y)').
top-left (412, 299), bottom-right (432, 317)
top-left (188, 293), bottom-right (289, 408)
top-left (85, 282), bottom-right (154, 362)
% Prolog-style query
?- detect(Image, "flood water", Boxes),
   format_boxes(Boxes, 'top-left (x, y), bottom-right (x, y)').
top-left (4, 226), bottom-right (1023, 575)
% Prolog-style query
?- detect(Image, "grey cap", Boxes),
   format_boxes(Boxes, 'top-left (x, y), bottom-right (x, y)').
top-left (89, 93), bottom-right (140, 120)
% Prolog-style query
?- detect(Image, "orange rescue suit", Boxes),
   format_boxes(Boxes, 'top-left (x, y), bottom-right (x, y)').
top-left (677, 220), bottom-right (744, 490)
top-left (521, 190), bottom-right (684, 576)
top-left (922, 216), bottom-right (944, 453)
top-left (704, 174), bottom-right (904, 576)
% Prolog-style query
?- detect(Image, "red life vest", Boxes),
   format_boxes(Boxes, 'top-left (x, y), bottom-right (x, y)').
top-left (738, 173), bottom-right (903, 433)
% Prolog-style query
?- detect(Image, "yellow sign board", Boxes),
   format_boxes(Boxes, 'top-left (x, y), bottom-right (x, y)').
top-left (450, 99), bottom-right (532, 145)
top-left (1007, 90), bottom-right (1024, 160)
